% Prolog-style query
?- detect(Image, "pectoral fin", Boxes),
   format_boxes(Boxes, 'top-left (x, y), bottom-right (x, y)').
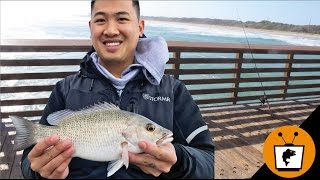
top-left (107, 159), bottom-right (124, 177)
top-left (106, 141), bottom-right (129, 177)
top-left (122, 141), bottom-right (129, 169)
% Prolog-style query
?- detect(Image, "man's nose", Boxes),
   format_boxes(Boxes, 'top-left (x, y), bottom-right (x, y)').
top-left (103, 22), bottom-right (120, 37)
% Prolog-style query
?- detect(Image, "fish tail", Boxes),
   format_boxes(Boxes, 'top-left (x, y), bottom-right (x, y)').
top-left (9, 115), bottom-right (37, 151)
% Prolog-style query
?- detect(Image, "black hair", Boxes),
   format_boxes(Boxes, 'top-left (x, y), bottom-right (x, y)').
top-left (91, 0), bottom-right (140, 19)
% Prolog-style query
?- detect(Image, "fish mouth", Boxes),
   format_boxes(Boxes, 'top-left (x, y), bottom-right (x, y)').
top-left (156, 132), bottom-right (174, 145)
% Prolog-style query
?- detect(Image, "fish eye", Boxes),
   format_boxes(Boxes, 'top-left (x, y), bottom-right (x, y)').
top-left (146, 123), bottom-right (155, 132)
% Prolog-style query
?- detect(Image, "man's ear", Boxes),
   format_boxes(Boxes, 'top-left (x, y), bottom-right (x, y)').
top-left (139, 20), bottom-right (145, 37)
top-left (88, 20), bottom-right (92, 38)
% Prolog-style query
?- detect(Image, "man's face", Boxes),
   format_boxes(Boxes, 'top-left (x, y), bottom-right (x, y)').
top-left (89, 0), bottom-right (144, 71)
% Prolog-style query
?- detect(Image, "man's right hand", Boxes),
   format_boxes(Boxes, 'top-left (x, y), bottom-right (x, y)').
top-left (27, 135), bottom-right (74, 179)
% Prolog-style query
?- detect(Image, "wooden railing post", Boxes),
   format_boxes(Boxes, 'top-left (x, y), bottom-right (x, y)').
top-left (173, 51), bottom-right (181, 80)
top-left (283, 53), bottom-right (294, 100)
top-left (233, 53), bottom-right (243, 104)
top-left (1, 39), bottom-right (320, 108)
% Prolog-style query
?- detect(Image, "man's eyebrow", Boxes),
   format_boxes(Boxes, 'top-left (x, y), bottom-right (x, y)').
top-left (93, 11), bottom-right (106, 18)
top-left (93, 11), bottom-right (130, 18)
top-left (115, 11), bottom-right (130, 16)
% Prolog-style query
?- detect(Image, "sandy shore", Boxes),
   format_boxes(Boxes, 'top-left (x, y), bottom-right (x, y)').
top-left (145, 20), bottom-right (320, 39)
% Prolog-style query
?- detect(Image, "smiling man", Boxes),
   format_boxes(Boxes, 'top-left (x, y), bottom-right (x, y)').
top-left (20, 0), bottom-right (215, 179)
top-left (89, 0), bottom-right (144, 78)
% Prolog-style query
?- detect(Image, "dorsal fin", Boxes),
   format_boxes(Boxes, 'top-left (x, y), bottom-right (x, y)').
top-left (47, 110), bottom-right (74, 125)
top-left (78, 101), bottom-right (120, 113)
top-left (47, 102), bottom-right (120, 125)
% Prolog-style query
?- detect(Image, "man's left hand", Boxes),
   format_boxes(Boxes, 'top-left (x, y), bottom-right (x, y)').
top-left (128, 141), bottom-right (177, 177)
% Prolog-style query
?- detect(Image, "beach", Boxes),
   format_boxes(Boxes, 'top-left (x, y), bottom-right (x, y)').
top-left (146, 20), bottom-right (320, 40)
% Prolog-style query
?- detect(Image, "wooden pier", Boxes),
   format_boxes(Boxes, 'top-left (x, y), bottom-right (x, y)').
top-left (1, 97), bottom-right (319, 179)
top-left (1, 39), bottom-right (320, 179)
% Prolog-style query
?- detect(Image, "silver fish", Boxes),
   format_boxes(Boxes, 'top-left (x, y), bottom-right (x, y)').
top-left (10, 102), bottom-right (173, 177)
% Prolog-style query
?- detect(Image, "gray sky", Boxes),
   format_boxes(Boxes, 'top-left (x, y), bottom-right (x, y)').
top-left (1, 1), bottom-right (320, 27)
top-left (141, 1), bottom-right (320, 25)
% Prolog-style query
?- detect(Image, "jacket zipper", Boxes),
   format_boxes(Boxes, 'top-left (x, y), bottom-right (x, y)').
top-left (116, 81), bottom-right (142, 113)
top-left (128, 97), bottom-right (137, 113)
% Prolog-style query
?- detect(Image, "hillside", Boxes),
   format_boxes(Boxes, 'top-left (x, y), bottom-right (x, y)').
top-left (142, 16), bottom-right (320, 35)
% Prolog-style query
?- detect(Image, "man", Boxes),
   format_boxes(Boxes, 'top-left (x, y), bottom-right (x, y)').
top-left (21, 0), bottom-right (214, 178)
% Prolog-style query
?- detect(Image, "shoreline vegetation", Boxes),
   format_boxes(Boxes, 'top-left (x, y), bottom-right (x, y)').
top-left (142, 16), bottom-right (320, 37)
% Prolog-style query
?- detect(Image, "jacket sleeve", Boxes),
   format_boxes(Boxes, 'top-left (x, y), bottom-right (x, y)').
top-left (162, 79), bottom-right (215, 179)
top-left (20, 78), bottom-right (69, 179)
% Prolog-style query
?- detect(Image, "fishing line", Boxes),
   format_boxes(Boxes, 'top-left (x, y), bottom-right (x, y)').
top-left (236, 9), bottom-right (272, 117)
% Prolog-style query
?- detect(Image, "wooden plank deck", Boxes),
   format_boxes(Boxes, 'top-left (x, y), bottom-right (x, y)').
top-left (1, 97), bottom-right (319, 179)
top-left (206, 97), bottom-right (320, 179)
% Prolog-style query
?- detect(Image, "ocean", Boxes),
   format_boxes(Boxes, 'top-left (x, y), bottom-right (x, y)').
top-left (1, 19), bottom-right (320, 112)
top-left (2, 15), bottom-right (320, 45)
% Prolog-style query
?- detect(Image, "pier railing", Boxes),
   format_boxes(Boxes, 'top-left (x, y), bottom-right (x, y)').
top-left (1, 39), bottom-right (320, 120)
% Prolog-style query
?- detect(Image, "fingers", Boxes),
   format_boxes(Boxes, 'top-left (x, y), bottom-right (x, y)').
top-left (28, 135), bottom-right (74, 178)
top-left (129, 153), bottom-right (172, 175)
top-left (28, 135), bottom-right (61, 170)
top-left (39, 145), bottom-right (74, 178)
top-left (29, 135), bottom-right (60, 158)
top-left (45, 154), bottom-right (73, 179)
top-left (45, 139), bottom-right (73, 163)
top-left (135, 163), bottom-right (162, 177)
top-left (128, 141), bottom-right (177, 177)
top-left (139, 141), bottom-right (177, 164)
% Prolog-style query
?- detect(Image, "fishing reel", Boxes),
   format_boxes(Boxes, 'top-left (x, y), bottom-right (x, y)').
top-left (259, 95), bottom-right (273, 117)
top-left (259, 95), bottom-right (268, 105)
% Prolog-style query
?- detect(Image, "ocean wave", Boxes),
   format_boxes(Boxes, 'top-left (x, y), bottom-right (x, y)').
top-left (2, 18), bottom-right (320, 47)
top-left (147, 21), bottom-right (320, 46)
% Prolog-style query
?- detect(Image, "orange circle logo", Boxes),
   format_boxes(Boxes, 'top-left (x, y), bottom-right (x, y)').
top-left (263, 125), bottom-right (315, 178)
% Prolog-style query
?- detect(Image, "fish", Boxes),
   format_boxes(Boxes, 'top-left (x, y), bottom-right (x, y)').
top-left (10, 102), bottom-right (174, 177)
top-left (282, 148), bottom-right (296, 166)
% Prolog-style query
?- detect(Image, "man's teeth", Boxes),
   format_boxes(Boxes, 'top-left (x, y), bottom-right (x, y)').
top-left (105, 42), bottom-right (120, 46)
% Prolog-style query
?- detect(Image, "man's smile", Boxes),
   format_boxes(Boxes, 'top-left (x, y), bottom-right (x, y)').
top-left (102, 39), bottom-right (122, 52)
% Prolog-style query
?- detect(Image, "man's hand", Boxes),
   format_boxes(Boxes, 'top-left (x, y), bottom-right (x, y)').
top-left (27, 135), bottom-right (74, 179)
top-left (128, 141), bottom-right (177, 177)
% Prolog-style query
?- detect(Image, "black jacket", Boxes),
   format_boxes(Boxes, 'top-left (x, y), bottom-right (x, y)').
top-left (21, 49), bottom-right (215, 179)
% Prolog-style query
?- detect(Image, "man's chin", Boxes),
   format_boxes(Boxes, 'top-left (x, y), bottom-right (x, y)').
top-left (99, 56), bottom-right (125, 64)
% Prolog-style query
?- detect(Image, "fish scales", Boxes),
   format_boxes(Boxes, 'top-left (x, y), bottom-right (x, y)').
top-left (10, 102), bottom-right (174, 177)
top-left (36, 110), bottom-right (141, 160)
top-left (60, 110), bottom-right (132, 160)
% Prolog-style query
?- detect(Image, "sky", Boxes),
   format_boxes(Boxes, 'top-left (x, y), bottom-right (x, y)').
top-left (1, 0), bottom-right (320, 29)
top-left (141, 1), bottom-right (320, 25)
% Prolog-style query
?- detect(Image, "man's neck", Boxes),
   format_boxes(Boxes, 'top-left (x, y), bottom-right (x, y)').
top-left (99, 60), bottom-right (134, 78)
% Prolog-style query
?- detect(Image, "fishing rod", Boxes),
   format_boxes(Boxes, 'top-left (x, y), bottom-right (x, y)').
top-left (236, 9), bottom-right (273, 117)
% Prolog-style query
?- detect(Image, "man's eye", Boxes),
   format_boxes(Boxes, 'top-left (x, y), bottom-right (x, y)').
top-left (118, 18), bottom-right (128, 21)
top-left (95, 19), bottom-right (105, 23)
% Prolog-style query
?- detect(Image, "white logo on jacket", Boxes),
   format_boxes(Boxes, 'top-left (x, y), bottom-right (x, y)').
top-left (142, 93), bottom-right (171, 102)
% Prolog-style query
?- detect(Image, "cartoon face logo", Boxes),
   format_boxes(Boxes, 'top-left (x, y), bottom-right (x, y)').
top-left (263, 125), bottom-right (315, 178)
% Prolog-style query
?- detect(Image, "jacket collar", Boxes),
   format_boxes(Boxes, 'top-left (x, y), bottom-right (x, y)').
top-left (79, 36), bottom-right (169, 85)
